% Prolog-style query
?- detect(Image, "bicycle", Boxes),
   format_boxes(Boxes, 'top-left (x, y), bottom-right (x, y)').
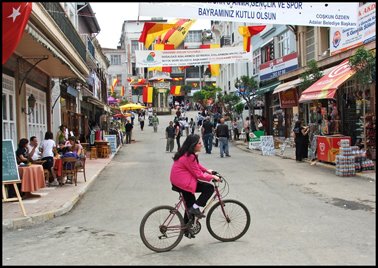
top-left (139, 171), bottom-right (251, 252)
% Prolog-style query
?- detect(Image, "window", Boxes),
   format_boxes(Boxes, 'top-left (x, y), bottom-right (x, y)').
top-left (252, 49), bottom-right (261, 76)
top-left (306, 27), bottom-right (315, 62)
top-left (2, 74), bottom-right (17, 147)
top-left (185, 31), bottom-right (201, 42)
top-left (26, 85), bottom-right (47, 144)
top-left (131, 40), bottom-right (139, 56)
top-left (278, 31), bottom-right (290, 57)
top-left (110, 55), bottom-right (121, 65)
top-left (261, 41), bottom-right (274, 63)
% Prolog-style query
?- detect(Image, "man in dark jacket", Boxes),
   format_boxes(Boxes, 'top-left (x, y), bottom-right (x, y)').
top-left (165, 121), bottom-right (176, 152)
top-left (125, 120), bottom-right (133, 144)
top-left (216, 118), bottom-right (231, 157)
top-left (201, 116), bottom-right (214, 154)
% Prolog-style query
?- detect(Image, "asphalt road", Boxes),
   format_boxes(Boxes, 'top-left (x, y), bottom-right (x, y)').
top-left (2, 111), bottom-right (376, 265)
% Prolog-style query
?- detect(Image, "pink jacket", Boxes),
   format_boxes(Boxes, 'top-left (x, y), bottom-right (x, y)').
top-left (170, 153), bottom-right (213, 193)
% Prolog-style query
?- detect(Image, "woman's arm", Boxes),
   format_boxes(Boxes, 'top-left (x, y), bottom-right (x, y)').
top-left (183, 155), bottom-right (213, 182)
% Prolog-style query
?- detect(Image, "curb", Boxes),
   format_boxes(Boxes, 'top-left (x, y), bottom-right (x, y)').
top-left (233, 142), bottom-right (375, 181)
top-left (2, 147), bottom-right (120, 230)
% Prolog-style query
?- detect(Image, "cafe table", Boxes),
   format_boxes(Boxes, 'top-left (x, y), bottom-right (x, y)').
top-left (18, 164), bottom-right (46, 194)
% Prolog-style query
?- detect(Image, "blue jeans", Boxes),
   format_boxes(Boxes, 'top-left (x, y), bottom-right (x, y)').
top-left (203, 133), bottom-right (213, 153)
top-left (218, 137), bottom-right (229, 156)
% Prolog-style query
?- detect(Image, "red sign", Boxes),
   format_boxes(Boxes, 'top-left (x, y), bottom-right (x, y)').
top-left (317, 136), bottom-right (351, 163)
top-left (279, 88), bottom-right (298, 108)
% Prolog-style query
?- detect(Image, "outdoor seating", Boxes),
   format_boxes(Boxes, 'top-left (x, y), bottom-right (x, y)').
top-left (62, 157), bottom-right (78, 186)
top-left (76, 155), bottom-right (87, 183)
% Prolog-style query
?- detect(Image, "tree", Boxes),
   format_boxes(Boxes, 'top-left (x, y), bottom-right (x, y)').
top-left (349, 47), bottom-right (376, 150)
top-left (298, 59), bottom-right (323, 91)
top-left (192, 85), bottom-right (221, 109)
top-left (235, 75), bottom-right (259, 129)
top-left (217, 92), bottom-right (240, 118)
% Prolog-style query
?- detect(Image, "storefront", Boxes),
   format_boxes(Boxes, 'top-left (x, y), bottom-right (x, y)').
top-left (299, 59), bottom-right (376, 161)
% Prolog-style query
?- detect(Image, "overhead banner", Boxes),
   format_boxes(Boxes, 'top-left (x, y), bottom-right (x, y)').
top-left (139, 2), bottom-right (359, 28)
top-left (330, 2), bottom-right (376, 56)
top-left (135, 47), bottom-right (252, 67)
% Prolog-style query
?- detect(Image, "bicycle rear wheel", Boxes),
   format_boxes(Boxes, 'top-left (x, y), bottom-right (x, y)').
top-left (140, 205), bottom-right (184, 252)
top-left (206, 199), bottom-right (250, 242)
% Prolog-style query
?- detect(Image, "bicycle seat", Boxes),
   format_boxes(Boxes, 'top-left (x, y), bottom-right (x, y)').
top-left (171, 184), bottom-right (183, 192)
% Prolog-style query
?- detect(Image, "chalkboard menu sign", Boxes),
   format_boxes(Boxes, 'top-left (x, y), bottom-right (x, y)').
top-left (103, 135), bottom-right (117, 154)
top-left (260, 136), bottom-right (275, 156)
top-left (2, 140), bottom-right (20, 182)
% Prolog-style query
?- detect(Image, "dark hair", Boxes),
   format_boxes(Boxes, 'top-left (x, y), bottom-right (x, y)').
top-left (173, 134), bottom-right (200, 162)
top-left (44, 131), bottom-right (54, 140)
top-left (294, 120), bottom-right (302, 129)
top-left (18, 138), bottom-right (29, 149)
top-left (29, 136), bottom-right (37, 142)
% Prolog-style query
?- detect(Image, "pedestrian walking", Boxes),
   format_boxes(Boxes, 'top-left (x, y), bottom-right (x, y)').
top-left (243, 117), bottom-right (250, 143)
top-left (138, 112), bottom-right (145, 131)
top-left (125, 120), bottom-right (133, 144)
top-left (216, 118), bottom-right (231, 158)
top-left (152, 113), bottom-right (159, 132)
top-left (232, 118), bottom-right (240, 140)
top-left (165, 121), bottom-right (176, 153)
top-left (189, 118), bottom-right (196, 135)
top-left (293, 120), bottom-right (309, 162)
top-left (174, 121), bottom-right (182, 151)
top-left (201, 116), bottom-right (214, 154)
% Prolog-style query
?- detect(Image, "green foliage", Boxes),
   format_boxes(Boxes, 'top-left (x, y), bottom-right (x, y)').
top-left (234, 75), bottom-right (259, 124)
top-left (299, 60), bottom-right (323, 91)
top-left (234, 102), bottom-right (244, 115)
top-left (119, 99), bottom-right (129, 105)
top-left (192, 85), bottom-right (221, 107)
top-left (349, 47), bottom-right (376, 85)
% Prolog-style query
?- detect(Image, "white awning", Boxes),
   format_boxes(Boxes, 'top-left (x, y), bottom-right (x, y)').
top-left (273, 66), bottom-right (334, 95)
top-left (273, 78), bottom-right (302, 94)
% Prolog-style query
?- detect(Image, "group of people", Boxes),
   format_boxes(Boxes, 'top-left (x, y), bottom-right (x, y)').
top-left (15, 125), bottom-right (85, 187)
top-left (165, 114), bottom-right (232, 158)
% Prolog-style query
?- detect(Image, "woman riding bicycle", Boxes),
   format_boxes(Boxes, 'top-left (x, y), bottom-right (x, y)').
top-left (170, 134), bottom-right (221, 226)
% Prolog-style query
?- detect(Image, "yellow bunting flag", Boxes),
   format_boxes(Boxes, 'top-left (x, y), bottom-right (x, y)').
top-left (170, 85), bottom-right (181, 96)
top-left (143, 86), bottom-right (153, 103)
top-left (138, 22), bottom-right (176, 49)
top-left (238, 25), bottom-right (266, 52)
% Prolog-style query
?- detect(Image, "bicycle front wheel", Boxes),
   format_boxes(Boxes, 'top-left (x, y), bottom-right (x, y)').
top-left (140, 205), bottom-right (184, 252)
top-left (206, 199), bottom-right (250, 242)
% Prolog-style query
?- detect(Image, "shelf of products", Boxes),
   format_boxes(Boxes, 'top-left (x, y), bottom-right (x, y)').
top-left (365, 113), bottom-right (376, 160)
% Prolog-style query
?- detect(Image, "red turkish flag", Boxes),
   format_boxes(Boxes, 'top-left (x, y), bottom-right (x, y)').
top-left (2, 2), bottom-right (32, 64)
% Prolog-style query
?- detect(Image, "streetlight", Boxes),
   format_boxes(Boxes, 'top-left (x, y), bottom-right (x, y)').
top-left (22, 94), bottom-right (36, 115)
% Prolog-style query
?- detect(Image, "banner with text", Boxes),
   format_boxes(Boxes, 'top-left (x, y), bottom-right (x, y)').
top-left (139, 2), bottom-right (359, 28)
top-left (330, 2), bottom-right (376, 56)
top-left (135, 47), bottom-right (252, 67)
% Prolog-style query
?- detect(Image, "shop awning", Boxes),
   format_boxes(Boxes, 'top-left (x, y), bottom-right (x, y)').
top-left (273, 78), bottom-right (302, 94)
top-left (255, 82), bottom-right (281, 96)
top-left (299, 59), bottom-right (356, 103)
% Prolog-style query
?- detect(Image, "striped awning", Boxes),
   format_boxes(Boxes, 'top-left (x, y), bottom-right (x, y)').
top-left (299, 59), bottom-right (355, 102)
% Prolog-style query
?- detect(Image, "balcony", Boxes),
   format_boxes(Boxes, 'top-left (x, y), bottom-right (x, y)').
top-left (220, 35), bottom-right (231, 47)
top-left (80, 34), bottom-right (97, 69)
top-left (41, 2), bottom-right (86, 62)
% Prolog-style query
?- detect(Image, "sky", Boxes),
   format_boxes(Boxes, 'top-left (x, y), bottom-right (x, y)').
top-left (90, 2), bottom-right (211, 49)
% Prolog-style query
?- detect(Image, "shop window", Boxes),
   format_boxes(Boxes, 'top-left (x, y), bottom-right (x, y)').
top-left (26, 84), bottom-right (47, 143)
top-left (2, 74), bottom-right (17, 147)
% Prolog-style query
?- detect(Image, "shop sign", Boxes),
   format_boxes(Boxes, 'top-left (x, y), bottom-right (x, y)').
top-left (279, 88), bottom-right (298, 108)
top-left (259, 52), bottom-right (298, 81)
top-left (330, 2), bottom-right (376, 56)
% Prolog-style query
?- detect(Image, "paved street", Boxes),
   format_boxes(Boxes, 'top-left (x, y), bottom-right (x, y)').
top-left (2, 111), bottom-right (376, 265)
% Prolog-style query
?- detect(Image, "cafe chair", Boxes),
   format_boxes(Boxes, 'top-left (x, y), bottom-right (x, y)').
top-left (62, 157), bottom-right (78, 186)
top-left (76, 155), bottom-right (87, 183)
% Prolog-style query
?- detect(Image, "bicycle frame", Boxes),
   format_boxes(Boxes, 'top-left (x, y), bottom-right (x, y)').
top-left (166, 181), bottom-right (227, 230)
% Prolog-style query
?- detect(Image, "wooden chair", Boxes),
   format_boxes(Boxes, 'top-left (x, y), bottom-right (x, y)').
top-left (76, 155), bottom-right (87, 183)
top-left (90, 147), bottom-right (97, 159)
top-left (62, 157), bottom-right (78, 186)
